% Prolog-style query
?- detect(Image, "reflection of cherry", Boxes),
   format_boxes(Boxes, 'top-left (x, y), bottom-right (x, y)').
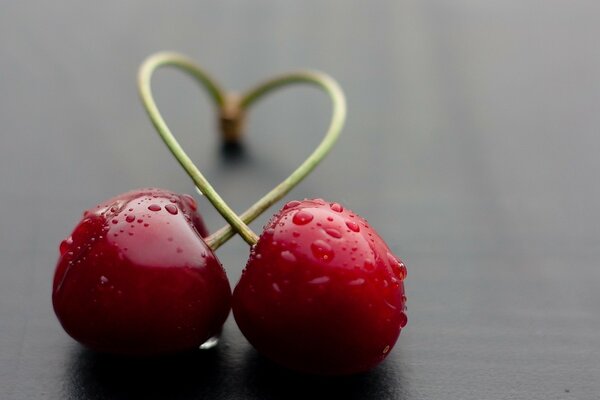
top-left (232, 199), bottom-right (407, 375)
top-left (52, 188), bottom-right (231, 355)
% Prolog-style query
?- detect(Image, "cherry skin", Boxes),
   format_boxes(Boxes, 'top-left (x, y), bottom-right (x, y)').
top-left (232, 199), bottom-right (407, 375)
top-left (52, 188), bottom-right (231, 355)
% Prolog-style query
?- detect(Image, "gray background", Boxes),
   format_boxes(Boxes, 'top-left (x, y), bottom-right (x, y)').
top-left (1, 1), bottom-right (599, 399)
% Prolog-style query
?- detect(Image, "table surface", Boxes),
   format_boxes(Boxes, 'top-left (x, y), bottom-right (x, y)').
top-left (1, 2), bottom-right (599, 399)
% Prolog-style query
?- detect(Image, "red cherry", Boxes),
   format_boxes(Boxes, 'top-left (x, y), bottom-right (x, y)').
top-left (232, 199), bottom-right (407, 375)
top-left (52, 188), bottom-right (231, 355)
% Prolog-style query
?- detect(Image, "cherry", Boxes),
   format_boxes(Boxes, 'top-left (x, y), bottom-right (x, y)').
top-left (232, 199), bottom-right (407, 375)
top-left (52, 188), bottom-right (231, 355)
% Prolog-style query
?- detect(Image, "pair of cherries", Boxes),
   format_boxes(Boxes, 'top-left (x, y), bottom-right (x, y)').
top-left (52, 53), bottom-right (407, 375)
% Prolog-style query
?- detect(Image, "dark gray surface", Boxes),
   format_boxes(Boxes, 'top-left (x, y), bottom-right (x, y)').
top-left (1, 1), bottom-right (599, 399)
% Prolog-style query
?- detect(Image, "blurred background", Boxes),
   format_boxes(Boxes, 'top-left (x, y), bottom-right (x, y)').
top-left (1, 1), bottom-right (599, 399)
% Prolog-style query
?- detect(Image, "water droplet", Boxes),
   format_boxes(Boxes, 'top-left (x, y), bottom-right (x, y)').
top-left (399, 312), bottom-right (408, 327)
top-left (364, 260), bottom-right (375, 271)
top-left (144, 223), bottom-right (149, 227)
top-left (255, 253), bottom-right (262, 260)
top-left (393, 265), bottom-right (407, 280)
top-left (99, 276), bottom-right (109, 285)
top-left (125, 215), bottom-right (135, 223)
top-left (348, 278), bottom-right (365, 286)
top-left (311, 240), bottom-right (334, 262)
top-left (284, 200), bottom-right (302, 209)
top-left (325, 228), bottom-right (342, 239)
top-left (182, 194), bottom-right (197, 211)
top-left (308, 276), bottom-right (330, 285)
top-left (265, 228), bottom-right (275, 236)
top-left (292, 231), bottom-right (300, 238)
top-left (165, 204), bottom-right (178, 215)
top-left (293, 210), bottom-right (314, 225)
top-left (383, 345), bottom-right (390, 354)
top-left (128, 208), bottom-right (133, 212)
top-left (137, 219), bottom-right (143, 223)
top-left (346, 221), bottom-right (360, 232)
top-left (280, 250), bottom-right (296, 262)
top-left (148, 204), bottom-right (161, 212)
top-left (176, 247), bottom-right (183, 253)
top-left (59, 237), bottom-right (73, 255)
top-left (330, 203), bottom-right (343, 212)
top-left (111, 219), bottom-right (118, 224)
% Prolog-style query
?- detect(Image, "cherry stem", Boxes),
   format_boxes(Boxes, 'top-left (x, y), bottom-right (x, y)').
top-left (138, 52), bottom-right (346, 250)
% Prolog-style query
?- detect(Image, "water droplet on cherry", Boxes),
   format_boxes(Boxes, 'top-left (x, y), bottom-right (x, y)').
top-left (346, 221), bottom-right (360, 232)
top-left (284, 200), bottom-right (302, 209)
top-left (325, 228), bottom-right (342, 238)
top-left (148, 204), bottom-right (161, 212)
top-left (59, 237), bottom-right (73, 255)
top-left (182, 194), bottom-right (197, 211)
top-left (293, 210), bottom-right (314, 225)
top-left (311, 240), bottom-right (334, 262)
top-left (330, 203), bottom-right (343, 212)
top-left (399, 312), bottom-right (408, 327)
top-left (165, 204), bottom-right (178, 215)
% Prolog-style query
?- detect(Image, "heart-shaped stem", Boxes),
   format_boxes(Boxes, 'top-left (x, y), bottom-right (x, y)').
top-left (138, 52), bottom-right (346, 250)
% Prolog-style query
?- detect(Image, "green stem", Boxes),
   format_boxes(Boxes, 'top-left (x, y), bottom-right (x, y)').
top-left (138, 52), bottom-right (259, 245)
top-left (206, 71), bottom-right (346, 250)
